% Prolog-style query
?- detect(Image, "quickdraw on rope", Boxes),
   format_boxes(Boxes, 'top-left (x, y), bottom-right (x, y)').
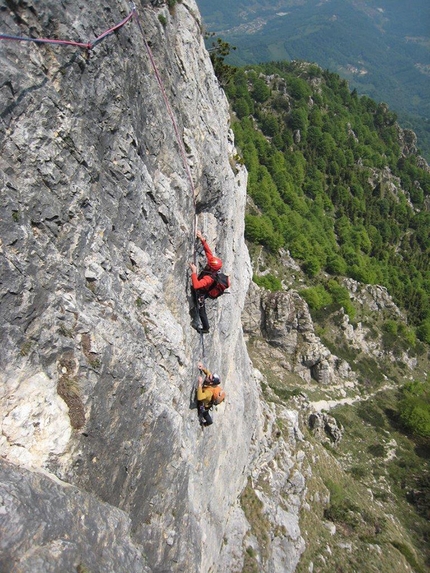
top-left (0, 10), bottom-right (135, 52)
top-left (200, 330), bottom-right (205, 358)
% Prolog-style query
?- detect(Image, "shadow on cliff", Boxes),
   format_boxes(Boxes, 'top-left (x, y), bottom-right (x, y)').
top-left (1, 52), bottom-right (86, 122)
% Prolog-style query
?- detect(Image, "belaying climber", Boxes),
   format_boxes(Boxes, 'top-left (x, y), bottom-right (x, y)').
top-left (196, 361), bottom-right (225, 427)
top-left (189, 230), bottom-right (229, 334)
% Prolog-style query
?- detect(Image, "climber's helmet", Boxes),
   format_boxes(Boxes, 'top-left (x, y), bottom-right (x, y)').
top-left (208, 257), bottom-right (222, 271)
top-left (211, 374), bottom-right (220, 385)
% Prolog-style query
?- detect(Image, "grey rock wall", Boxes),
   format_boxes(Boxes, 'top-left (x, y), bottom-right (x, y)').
top-left (243, 282), bottom-right (357, 387)
top-left (0, 1), bottom-right (309, 571)
top-left (0, 459), bottom-right (150, 573)
top-left (0, 1), bottom-right (270, 571)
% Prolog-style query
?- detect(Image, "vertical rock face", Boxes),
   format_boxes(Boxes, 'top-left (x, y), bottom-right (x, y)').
top-left (0, 1), bottom-right (274, 571)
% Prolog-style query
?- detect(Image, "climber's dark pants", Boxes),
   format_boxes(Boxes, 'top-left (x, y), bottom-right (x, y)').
top-left (198, 403), bottom-right (213, 426)
top-left (194, 291), bottom-right (210, 332)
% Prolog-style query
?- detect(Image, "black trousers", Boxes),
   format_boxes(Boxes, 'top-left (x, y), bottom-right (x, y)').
top-left (195, 291), bottom-right (210, 331)
top-left (198, 403), bottom-right (213, 426)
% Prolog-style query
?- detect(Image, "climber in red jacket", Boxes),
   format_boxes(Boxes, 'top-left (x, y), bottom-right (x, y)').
top-left (189, 230), bottom-right (223, 334)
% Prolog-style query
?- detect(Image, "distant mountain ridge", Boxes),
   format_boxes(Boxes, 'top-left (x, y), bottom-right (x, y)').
top-left (197, 0), bottom-right (430, 160)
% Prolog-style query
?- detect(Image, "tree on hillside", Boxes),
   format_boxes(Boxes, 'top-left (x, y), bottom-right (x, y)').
top-left (208, 37), bottom-right (236, 86)
top-left (227, 62), bottom-right (430, 335)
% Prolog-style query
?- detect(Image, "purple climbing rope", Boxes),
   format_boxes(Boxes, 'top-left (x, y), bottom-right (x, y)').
top-left (0, 10), bottom-right (135, 51)
top-left (1, 3), bottom-right (199, 261)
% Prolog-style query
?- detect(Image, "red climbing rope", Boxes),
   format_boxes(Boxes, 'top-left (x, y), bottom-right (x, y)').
top-left (91, 11), bottom-right (135, 49)
top-left (131, 5), bottom-right (198, 262)
top-left (0, 10), bottom-right (134, 51)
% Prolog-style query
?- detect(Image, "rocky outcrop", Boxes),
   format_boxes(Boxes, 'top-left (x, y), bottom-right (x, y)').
top-left (243, 282), bottom-right (357, 386)
top-left (398, 126), bottom-right (418, 156)
top-left (339, 278), bottom-right (418, 369)
top-left (309, 412), bottom-right (344, 445)
top-left (343, 278), bottom-right (403, 315)
top-left (243, 258), bottom-right (422, 392)
top-left (0, 1), bottom-right (307, 572)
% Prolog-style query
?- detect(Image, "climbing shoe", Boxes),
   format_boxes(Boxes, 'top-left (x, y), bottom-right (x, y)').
top-left (192, 323), bottom-right (209, 334)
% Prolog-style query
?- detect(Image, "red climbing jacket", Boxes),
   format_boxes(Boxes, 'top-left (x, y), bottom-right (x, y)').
top-left (190, 239), bottom-right (222, 291)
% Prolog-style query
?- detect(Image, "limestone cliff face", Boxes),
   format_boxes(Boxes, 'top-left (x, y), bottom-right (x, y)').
top-left (0, 1), bottom-right (305, 572)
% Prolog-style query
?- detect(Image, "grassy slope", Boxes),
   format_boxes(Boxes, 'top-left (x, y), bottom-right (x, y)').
top-left (245, 300), bottom-right (430, 572)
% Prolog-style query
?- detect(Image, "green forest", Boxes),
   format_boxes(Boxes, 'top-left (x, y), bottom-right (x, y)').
top-left (215, 57), bottom-right (430, 550)
top-left (199, 0), bottom-right (430, 160)
top-left (220, 61), bottom-right (430, 345)
top-left (207, 45), bottom-right (430, 566)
